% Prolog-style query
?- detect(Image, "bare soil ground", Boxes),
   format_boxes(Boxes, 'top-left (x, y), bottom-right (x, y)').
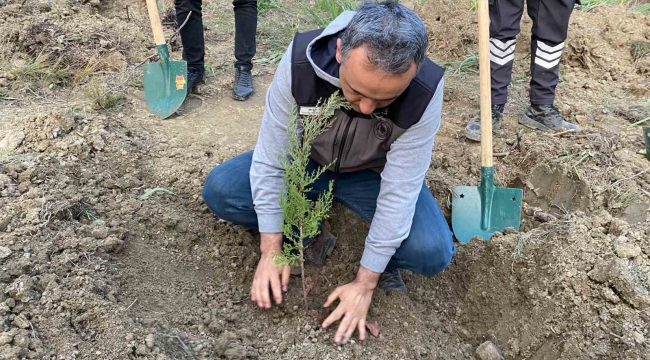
top-left (0, 0), bottom-right (649, 359)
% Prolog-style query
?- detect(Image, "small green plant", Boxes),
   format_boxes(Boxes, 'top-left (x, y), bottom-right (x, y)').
top-left (275, 91), bottom-right (349, 310)
top-left (442, 54), bottom-right (479, 76)
top-left (576, 0), bottom-right (650, 12)
top-left (258, 0), bottom-right (279, 14)
top-left (632, 41), bottom-right (650, 62)
top-left (85, 76), bottom-right (123, 110)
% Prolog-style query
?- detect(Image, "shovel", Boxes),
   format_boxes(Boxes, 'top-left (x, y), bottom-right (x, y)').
top-left (451, 0), bottom-right (523, 244)
top-left (143, 0), bottom-right (187, 119)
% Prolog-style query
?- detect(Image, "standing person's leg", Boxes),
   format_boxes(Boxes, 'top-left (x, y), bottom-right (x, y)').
top-left (464, 0), bottom-right (526, 141)
top-left (175, 0), bottom-right (205, 94)
top-left (232, 0), bottom-right (257, 101)
top-left (519, 0), bottom-right (578, 131)
top-left (332, 171), bottom-right (455, 294)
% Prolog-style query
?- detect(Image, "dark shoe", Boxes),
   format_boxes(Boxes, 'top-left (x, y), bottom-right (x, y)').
top-left (232, 66), bottom-right (254, 101)
top-left (519, 104), bottom-right (579, 132)
top-left (378, 269), bottom-right (408, 295)
top-left (303, 227), bottom-right (337, 268)
top-left (186, 67), bottom-right (204, 96)
top-left (464, 104), bottom-right (505, 142)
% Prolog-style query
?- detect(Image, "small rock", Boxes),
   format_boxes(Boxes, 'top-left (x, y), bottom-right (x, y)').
top-left (0, 131), bottom-right (25, 152)
top-left (631, 331), bottom-right (644, 344)
top-left (145, 334), bottom-right (155, 349)
top-left (601, 287), bottom-right (620, 304)
top-left (6, 299), bottom-right (15, 308)
top-left (476, 341), bottom-right (504, 360)
top-left (12, 314), bottom-right (29, 329)
top-left (103, 237), bottom-right (124, 253)
top-left (91, 222), bottom-right (109, 239)
top-left (12, 331), bottom-right (30, 349)
top-left (0, 332), bottom-right (13, 346)
top-left (0, 78), bottom-right (8, 87)
top-left (0, 247), bottom-right (11, 259)
top-left (135, 344), bottom-right (149, 355)
top-left (5, 276), bottom-right (39, 303)
top-left (224, 345), bottom-right (247, 360)
top-left (125, 333), bottom-right (134, 342)
top-left (615, 243), bottom-right (641, 259)
top-left (238, 329), bottom-right (253, 338)
top-left (574, 115), bottom-right (587, 124)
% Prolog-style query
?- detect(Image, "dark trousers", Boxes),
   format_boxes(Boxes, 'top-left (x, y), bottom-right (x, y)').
top-left (488, 0), bottom-right (576, 105)
top-left (174, 0), bottom-right (257, 72)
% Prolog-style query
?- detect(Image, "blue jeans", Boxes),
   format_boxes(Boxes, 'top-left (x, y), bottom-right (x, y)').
top-left (202, 151), bottom-right (455, 276)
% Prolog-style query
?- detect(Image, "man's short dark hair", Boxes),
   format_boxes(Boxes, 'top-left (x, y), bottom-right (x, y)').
top-left (340, 1), bottom-right (428, 75)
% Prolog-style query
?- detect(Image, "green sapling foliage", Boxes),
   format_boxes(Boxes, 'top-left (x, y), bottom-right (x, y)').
top-left (276, 91), bottom-right (349, 310)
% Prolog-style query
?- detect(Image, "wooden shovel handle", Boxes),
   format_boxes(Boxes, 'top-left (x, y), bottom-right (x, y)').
top-left (146, 0), bottom-right (167, 46)
top-left (478, 0), bottom-right (493, 167)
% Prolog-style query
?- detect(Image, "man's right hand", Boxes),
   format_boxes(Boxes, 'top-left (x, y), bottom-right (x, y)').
top-left (250, 233), bottom-right (290, 309)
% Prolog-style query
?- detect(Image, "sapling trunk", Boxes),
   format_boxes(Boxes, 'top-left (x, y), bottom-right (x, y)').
top-left (275, 91), bottom-right (349, 312)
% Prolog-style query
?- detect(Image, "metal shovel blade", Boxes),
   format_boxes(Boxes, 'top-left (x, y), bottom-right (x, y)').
top-left (143, 44), bottom-right (187, 119)
top-left (452, 167), bottom-right (523, 244)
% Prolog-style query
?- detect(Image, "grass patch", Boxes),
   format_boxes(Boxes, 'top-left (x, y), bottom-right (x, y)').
top-left (632, 41), bottom-right (650, 62)
top-left (85, 76), bottom-right (123, 110)
top-left (14, 54), bottom-right (72, 86)
top-left (576, 0), bottom-right (650, 12)
top-left (306, 0), bottom-right (358, 28)
top-left (441, 54), bottom-right (479, 76)
top-left (258, 0), bottom-right (279, 14)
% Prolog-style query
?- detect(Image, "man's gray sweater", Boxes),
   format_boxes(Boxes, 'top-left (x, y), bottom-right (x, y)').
top-left (250, 11), bottom-right (445, 274)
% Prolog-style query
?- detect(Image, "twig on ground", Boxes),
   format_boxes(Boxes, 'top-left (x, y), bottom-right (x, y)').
top-left (551, 129), bottom-right (577, 137)
top-left (597, 167), bottom-right (650, 194)
top-left (171, 335), bottom-right (193, 357)
top-left (493, 152), bottom-right (511, 157)
top-left (135, 11), bottom-right (192, 68)
top-left (125, 298), bottom-right (138, 311)
top-left (29, 321), bottom-right (38, 339)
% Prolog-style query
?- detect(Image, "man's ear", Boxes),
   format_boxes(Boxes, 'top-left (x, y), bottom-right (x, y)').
top-left (336, 38), bottom-right (342, 64)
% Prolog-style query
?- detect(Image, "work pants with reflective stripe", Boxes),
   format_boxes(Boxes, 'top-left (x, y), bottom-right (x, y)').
top-left (488, 0), bottom-right (577, 105)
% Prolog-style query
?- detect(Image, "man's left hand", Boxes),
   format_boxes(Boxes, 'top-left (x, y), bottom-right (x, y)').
top-left (321, 266), bottom-right (380, 344)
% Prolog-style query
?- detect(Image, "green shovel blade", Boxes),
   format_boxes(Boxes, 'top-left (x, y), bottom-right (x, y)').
top-left (143, 44), bottom-right (187, 119)
top-left (452, 167), bottom-right (523, 244)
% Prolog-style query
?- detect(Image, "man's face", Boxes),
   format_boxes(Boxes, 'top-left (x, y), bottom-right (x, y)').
top-left (336, 38), bottom-right (417, 115)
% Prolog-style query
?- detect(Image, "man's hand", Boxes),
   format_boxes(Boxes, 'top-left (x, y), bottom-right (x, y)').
top-left (251, 233), bottom-right (290, 309)
top-left (322, 266), bottom-right (380, 344)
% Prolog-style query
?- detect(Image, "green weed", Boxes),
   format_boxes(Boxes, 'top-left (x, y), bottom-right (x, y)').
top-left (85, 76), bottom-right (123, 110)
top-left (576, 0), bottom-right (650, 13)
top-left (306, 0), bottom-right (358, 28)
top-left (258, 0), bottom-right (279, 14)
top-left (442, 54), bottom-right (479, 76)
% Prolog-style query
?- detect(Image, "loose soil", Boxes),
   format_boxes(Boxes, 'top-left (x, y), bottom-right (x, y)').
top-left (0, 1), bottom-right (648, 359)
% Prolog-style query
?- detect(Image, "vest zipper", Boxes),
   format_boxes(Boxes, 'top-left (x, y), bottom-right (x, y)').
top-left (334, 117), bottom-right (352, 173)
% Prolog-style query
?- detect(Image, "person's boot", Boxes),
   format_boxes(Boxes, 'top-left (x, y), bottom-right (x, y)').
top-left (232, 66), bottom-right (254, 101)
top-left (464, 104), bottom-right (505, 142)
top-left (518, 104), bottom-right (579, 132)
top-left (303, 227), bottom-right (337, 268)
top-left (186, 67), bottom-right (204, 96)
top-left (378, 269), bottom-right (408, 295)
top-left (174, 67), bottom-right (204, 116)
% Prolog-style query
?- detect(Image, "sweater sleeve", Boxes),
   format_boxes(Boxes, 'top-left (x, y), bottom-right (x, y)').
top-left (359, 78), bottom-right (445, 273)
top-left (249, 43), bottom-right (294, 232)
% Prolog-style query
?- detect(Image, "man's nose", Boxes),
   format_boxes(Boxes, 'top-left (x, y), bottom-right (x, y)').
top-left (358, 98), bottom-right (377, 115)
